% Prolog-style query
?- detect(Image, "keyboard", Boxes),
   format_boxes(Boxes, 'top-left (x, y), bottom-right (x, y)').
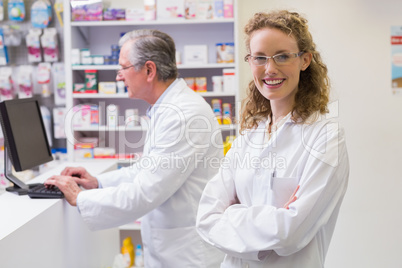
top-left (27, 184), bottom-right (64, 199)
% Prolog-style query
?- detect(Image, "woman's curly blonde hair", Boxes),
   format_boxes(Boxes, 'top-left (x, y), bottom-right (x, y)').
top-left (240, 10), bottom-right (330, 133)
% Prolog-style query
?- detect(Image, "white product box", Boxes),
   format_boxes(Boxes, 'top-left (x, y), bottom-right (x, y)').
top-left (117, 81), bottom-right (125, 93)
top-left (184, 45), bottom-right (208, 65)
top-left (107, 104), bottom-right (119, 127)
top-left (72, 104), bottom-right (91, 128)
top-left (126, 8), bottom-right (145, 21)
top-left (125, 108), bottom-right (139, 127)
top-left (80, 48), bottom-right (90, 63)
top-left (71, 49), bottom-right (80, 65)
top-left (53, 62), bottom-right (66, 105)
top-left (92, 55), bottom-right (104, 65)
top-left (157, 0), bottom-right (185, 20)
top-left (223, 68), bottom-right (235, 93)
top-left (144, 0), bottom-right (156, 21)
top-left (196, 0), bottom-right (213, 19)
top-left (53, 107), bottom-right (66, 139)
top-left (184, 0), bottom-right (197, 19)
top-left (212, 75), bottom-right (223, 92)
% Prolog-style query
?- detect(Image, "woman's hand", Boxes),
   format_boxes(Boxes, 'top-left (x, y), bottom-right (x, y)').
top-left (284, 185), bottom-right (300, 209)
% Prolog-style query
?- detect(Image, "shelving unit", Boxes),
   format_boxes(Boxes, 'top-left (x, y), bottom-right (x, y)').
top-left (72, 63), bottom-right (236, 70)
top-left (63, 0), bottom-right (239, 252)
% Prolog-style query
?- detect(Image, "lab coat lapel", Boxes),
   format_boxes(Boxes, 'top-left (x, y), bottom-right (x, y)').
top-left (259, 116), bottom-right (293, 157)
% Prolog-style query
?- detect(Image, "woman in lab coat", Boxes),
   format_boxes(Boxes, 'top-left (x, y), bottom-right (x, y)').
top-left (196, 10), bottom-right (349, 268)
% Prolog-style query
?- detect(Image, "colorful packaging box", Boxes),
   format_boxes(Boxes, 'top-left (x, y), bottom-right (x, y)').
top-left (85, 69), bottom-right (98, 93)
top-left (195, 77), bottom-right (207, 92)
top-left (184, 77), bottom-right (195, 90)
top-left (71, 0), bottom-right (103, 21)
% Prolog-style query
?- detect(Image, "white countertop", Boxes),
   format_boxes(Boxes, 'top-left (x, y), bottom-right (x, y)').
top-left (0, 161), bottom-right (117, 241)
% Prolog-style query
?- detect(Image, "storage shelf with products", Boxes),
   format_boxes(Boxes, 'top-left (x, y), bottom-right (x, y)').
top-left (71, 18), bottom-right (235, 27)
top-left (72, 63), bottom-right (235, 70)
top-left (64, 10), bottom-right (239, 162)
top-left (73, 93), bottom-right (129, 98)
top-left (73, 124), bottom-right (235, 132)
top-left (72, 92), bottom-right (235, 99)
top-left (73, 126), bottom-right (147, 132)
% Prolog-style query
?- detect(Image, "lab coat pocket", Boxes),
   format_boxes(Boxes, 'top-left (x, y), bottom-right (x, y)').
top-left (151, 226), bottom-right (204, 267)
top-left (270, 176), bottom-right (299, 208)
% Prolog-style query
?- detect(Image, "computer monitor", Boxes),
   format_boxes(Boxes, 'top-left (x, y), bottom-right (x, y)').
top-left (0, 97), bottom-right (54, 195)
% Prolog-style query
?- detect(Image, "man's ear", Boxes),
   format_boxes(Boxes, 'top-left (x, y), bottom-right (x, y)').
top-left (145, 61), bottom-right (156, 81)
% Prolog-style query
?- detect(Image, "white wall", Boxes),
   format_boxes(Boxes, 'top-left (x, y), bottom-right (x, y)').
top-left (237, 1), bottom-right (402, 267)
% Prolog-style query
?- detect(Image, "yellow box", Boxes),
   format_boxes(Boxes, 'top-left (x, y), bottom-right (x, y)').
top-left (98, 82), bottom-right (117, 94)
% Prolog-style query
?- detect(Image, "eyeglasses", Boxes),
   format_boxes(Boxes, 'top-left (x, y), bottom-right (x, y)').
top-left (244, 52), bottom-right (304, 66)
top-left (116, 65), bottom-right (135, 75)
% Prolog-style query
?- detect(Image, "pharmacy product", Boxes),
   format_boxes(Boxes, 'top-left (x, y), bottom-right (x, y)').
top-left (121, 237), bottom-right (134, 267)
top-left (195, 77), bottom-right (207, 92)
top-left (26, 28), bottom-right (42, 62)
top-left (223, 68), bottom-right (235, 93)
top-left (125, 108), bottom-right (139, 127)
top-left (37, 62), bottom-right (52, 97)
top-left (107, 104), bottom-right (119, 128)
top-left (211, 99), bottom-right (222, 124)
top-left (212, 75), bottom-right (223, 92)
top-left (8, 0), bottom-right (25, 21)
top-left (135, 244), bottom-right (144, 267)
top-left (84, 69), bottom-right (98, 93)
top-left (17, 65), bottom-right (33, 98)
top-left (41, 28), bottom-right (59, 62)
top-left (31, 0), bottom-right (52, 28)
top-left (222, 103), bottom-right (232, 124)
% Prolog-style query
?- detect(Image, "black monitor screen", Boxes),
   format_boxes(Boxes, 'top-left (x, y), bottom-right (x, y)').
top-left (0, 98), bottom-right (53, 171)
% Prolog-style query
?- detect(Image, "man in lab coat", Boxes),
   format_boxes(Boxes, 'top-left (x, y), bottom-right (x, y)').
top-left (46, 29), bottom-right (224, 267)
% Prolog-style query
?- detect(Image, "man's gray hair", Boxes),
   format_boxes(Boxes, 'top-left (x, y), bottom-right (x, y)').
top-left (119, 29), bottom-right (178, 81)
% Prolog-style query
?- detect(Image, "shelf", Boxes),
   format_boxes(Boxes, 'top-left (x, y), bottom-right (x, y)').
top-left (73, 92), bottom-right (235, 99)
top-left (72, 65), bottom-right (119, 70)
top-left (178, 63), bottom-right (235, 69)
top-left (198, 92), bottom-right (236, 97)
top-left (74, 126), bottom-right (146, 131)
top-left (72, 63), bottom-right (235, 70)
top-left (73, 93), bottom-right (129, 98)
top-left (73, 124), bottom-right (235, 132)
top-left (74, 158), bottom-right (139, 164)
top-left (119, 222), bottom-right (141, 231)
top-left (219, 124), bottom-right (237, 130)
top-left (71, 18), bottom-right (235, 27)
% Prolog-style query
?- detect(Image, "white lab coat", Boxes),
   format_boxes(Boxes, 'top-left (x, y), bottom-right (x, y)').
top-left (77, 79), bottom-right (224, 267)
top-left (196, 113), bottom-right (349, 268)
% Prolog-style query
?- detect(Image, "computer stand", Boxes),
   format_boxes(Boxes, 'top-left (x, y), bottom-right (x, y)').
top-left (4, 147), bottom-right (41, 195)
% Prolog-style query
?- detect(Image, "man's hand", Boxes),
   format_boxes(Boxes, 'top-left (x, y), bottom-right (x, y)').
top-left (60, 166), bottom-right (98, 189)
top-left (45, 176), bottom-right (82, 206)
top-left (284, 185), bottom-right (300, 209)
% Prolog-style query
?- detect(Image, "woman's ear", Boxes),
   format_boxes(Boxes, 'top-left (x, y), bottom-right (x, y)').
top-left (301, 52), bottom-right (312, 71)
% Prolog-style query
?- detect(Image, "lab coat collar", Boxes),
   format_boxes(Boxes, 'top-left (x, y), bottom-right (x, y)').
top-left (244, 114), bottom-right (295, 150)
top-left (146, 78), bottom-right (181, 119)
